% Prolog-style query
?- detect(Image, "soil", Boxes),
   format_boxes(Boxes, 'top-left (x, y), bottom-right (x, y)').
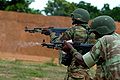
top-left (0, 10), bottom-right (72, 63)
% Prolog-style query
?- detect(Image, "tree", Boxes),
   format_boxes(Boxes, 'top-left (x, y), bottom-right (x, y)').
top-left (101, 3), bottom-right (111, 15)
top-left (43, 0), bottom-right (101, 19)
top-left (5, 0), bottom-right (32, 12)
top-left (43, 0), bottom-right (76, 16)
top-left (77, 1), bottom-right (101, 19)
top-left (110, 7), bottom-right (120, 21)
top-left (0, 0), bottom-right (8, 10)
top-left (0, 0), bottom-right (41, 14)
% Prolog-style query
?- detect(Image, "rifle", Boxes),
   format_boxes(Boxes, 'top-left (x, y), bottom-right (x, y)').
top-left (41, 40), bottom-right (94, 66)
top-left (24, 27), bottom-right (42, 33)
top-left (41, 40), bottom-right (94, 54)
top-left (24, 26), bottom-right (68, 36)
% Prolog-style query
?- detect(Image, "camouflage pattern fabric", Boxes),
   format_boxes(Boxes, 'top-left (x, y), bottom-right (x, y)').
top-left (84, 32), bottom-right (120, 80)
top-left (65, 58), bottom-right (92, 80)
top-left (50, 25), bottom-right (96, 80)
top-left (60, 25), bottom-right (95, 43)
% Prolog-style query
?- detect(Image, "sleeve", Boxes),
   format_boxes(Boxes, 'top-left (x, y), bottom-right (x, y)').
top-left (49, 27), bottom-right (74, 42)
top-left (50, 32), bottom-right (59, 42)
top-left (83, 40), bottom-right (102, 68)
top-left (59, 27), bottom-right (74, 41)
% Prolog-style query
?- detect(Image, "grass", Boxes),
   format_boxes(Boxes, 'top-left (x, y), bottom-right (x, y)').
top-left (0, 59), bottom-right (67, 80)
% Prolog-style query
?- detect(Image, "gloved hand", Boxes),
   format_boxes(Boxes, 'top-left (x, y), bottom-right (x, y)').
top-left (41, 29), bottom-right (52, 35)
top-left (62, 40), bottom-right (74, 53)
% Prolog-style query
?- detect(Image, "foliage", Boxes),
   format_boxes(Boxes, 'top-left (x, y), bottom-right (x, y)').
top-left (44, 0), bottom-right (76, 16)
top-left (0, 0), bottom-right (41, 14)
top-left (76, 1), bottom-right (101, 19)
top-left (43, 0), bottom-right (102, 18)
top-left (100, 3), bottom-right (111, 17)
top-left (110, 7), bottom-right (120, 21)
top-left (1, 0), bottom-right (120, 21)
top-left (43, 0), bottom-right (120, 21)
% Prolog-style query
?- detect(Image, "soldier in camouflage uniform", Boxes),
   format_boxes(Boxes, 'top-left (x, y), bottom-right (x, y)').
top-left (49, 8), bottom-right (95, 80)
top-left (62, 15), bottom-right (120, 80)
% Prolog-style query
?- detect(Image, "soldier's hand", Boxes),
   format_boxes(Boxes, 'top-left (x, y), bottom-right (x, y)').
top-left (62, 40), bottom-right (74, 53)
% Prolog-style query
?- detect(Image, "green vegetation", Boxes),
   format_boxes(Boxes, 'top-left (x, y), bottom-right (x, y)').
top-left (44, 0), bottom-right (120, 21)
top-left (0, 0), bottom-right (41, 14)
top-left (0, 60), bottom-right (66, 80)
top-left (1, 0), bottom-right (120, 21)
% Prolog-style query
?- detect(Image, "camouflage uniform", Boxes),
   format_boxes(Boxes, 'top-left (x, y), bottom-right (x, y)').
top-left (83, 32), bottom-right (120, 80)
top-left (50, 8), bottom-right (96, 80)
top-left (75, 16), bottom-right (120, 80)
top-left (50, 25), bottom-right (95, 80)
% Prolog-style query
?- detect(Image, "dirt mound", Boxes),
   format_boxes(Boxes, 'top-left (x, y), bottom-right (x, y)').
top-left (0, 10), bottom-right (72, 61)
top-left (0, 10), bottom-right (120, 62)
top-left (115, 22), bottom-right (120, 34)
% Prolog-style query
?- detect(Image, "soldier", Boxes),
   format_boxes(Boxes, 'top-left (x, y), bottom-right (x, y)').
top-left (62, 15), bottom-right (120, 80)
top-left (49, 8), bottom-right (95, 80)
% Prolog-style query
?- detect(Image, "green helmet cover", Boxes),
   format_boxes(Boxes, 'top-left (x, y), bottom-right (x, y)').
top-left (90, 16), bottom-right (116, 35)
top-left (71, 8), bottom-right (90, 23)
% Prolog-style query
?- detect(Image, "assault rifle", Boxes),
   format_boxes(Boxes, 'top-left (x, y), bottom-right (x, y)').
top-left (24, 26), bottom-right (68, 36)
top-left (41, 40), bottom-right (94, 66)
top-left (41, 40), bottom-right (94, 54)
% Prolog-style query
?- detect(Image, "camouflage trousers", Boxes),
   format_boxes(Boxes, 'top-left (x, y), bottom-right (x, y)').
top-left (63, 58), bottom-right (96, 80)
top-left (92, 64), bottom-right (120, 80)
top-left (64, 69), bottom-right (92, 80)
top-left (64, 73), bottom-right (92, 80)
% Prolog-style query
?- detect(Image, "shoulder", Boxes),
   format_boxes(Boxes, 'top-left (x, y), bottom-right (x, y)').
top-left (100, 33), bottom-right (119, 41)
top-left (70, 26), bottom-right (86, 31)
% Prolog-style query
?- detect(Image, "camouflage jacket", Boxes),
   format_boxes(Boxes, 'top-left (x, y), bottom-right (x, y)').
top-left (50, 25), bottom-right (95, 80)
top-left (83, 32), bottom-right (120, 80)
top-left (50, 25), bottom-right (95, 43)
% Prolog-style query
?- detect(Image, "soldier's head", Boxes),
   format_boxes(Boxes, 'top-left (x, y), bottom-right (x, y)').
top-left (90, 15), bottom-right (116, 39)
top-left (71, 8), bottom-right (90, 25)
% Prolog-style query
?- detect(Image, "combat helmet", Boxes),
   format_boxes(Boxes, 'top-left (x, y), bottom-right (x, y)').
top-left (90, 15), bottom-right (116, 35)
top-left (71, 8), bottom-right (90, 23)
